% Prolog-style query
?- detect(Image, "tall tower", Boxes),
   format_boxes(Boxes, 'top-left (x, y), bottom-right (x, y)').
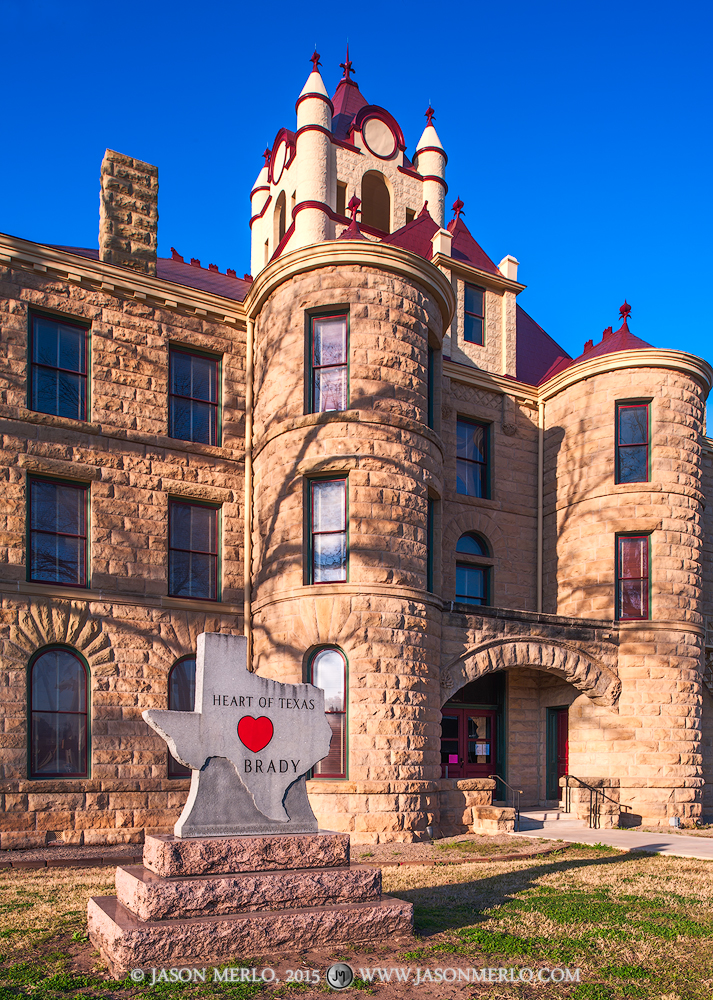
top-left (413, 108), bottom-right (447, 227)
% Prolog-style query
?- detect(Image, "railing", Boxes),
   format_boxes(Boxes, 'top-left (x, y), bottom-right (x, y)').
top-left (489, 775), bottom-right (522, 832)
top-left (563, 774), bottom-right (631, 829)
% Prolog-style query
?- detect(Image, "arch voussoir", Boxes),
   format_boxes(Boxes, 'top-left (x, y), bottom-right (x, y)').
top-left (441, 637), bottom-right (620, 709)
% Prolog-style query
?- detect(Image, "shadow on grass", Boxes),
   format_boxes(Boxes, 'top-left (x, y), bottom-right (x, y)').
top-left (389, 848), bottom-right (666, 936)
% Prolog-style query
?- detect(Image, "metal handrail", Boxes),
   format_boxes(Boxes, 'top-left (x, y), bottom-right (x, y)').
top-left (563, 774), bottom-right (631, 829)
top-left (489, 774), bottom-right (523, 833)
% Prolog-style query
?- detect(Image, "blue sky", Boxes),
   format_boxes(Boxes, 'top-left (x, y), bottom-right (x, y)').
top-left (2, 0), bottom-right (710, 365)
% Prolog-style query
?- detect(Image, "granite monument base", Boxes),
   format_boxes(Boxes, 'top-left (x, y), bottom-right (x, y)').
top-left (88, 833), bottom-right (413, 977)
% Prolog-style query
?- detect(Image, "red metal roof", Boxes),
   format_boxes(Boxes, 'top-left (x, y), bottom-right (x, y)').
top-left (537, 314), bottom-right (653, 384)
top-left (50, 246), bottom-right (250, 302)
top-left (331, 79), bottom-right (369, 142)
top-left (446, 216), bottom-right (501, 276)
top-left (383, 208), bottom-right (502, 276)
top-left (382, 206), bottom-right (439, 257)
top-left (515, 306), bottom-right (572, 386)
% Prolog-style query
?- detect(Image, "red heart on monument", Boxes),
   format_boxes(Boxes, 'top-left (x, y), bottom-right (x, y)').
top-left (237, 715), bottom-right (274, 753)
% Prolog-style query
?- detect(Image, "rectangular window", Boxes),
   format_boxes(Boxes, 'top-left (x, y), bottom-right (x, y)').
top-left (28, 478), bottom-right (88, 587)
top-left (30, 313), bottom-right (88, 420)
top-left (616, 402), bottom-right (649, 483)
top-left (336, 182), bottom-right (347, 217)
top-left (457, 418), bottom-right (488, 498)
top-left (427, 346), bottom-right (435, 429)
top-left (310, 314), bottom-right (348, 413)
top-left (427, 498), bottom-right (434, 592)
top-left (464, 284), bottom-right (484, 345)
top-left (616, 534), bottom-right (649, 620)
top-left (456, 563), bottom-right (488, 606)
top-left (169, 348), bottom-right (219, 446)
top-left (310, 479), bottom-right (347, 583)
top-left (168, 500), bottom-right (219, 600)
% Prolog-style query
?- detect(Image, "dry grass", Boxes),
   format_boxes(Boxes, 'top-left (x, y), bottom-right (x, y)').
top-left (0, 848), bottom-right (711, 998)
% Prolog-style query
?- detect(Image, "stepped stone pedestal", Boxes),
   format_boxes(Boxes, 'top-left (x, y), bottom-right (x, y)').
top-left (88, 833), bottom-right (413, 977)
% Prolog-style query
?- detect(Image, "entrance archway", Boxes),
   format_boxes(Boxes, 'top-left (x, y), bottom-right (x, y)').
top-left (441, 638), bottom-right (621, 708)
top-left (440, 638), bottom-right (620, 807)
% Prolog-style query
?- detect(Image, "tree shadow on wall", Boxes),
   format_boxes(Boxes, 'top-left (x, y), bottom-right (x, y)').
top-left (543, 421), bottom-right (618, 618)
top-left (249, 343), bottom-right (436, 676)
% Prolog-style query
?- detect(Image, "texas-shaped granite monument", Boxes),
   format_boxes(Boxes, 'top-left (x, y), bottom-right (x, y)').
top-left (88, 631), bottom-right (413, 974)
top-left (143, 632), bottom-right (333, 837)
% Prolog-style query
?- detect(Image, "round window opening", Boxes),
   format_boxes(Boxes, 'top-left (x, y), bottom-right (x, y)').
top-left (362, 118), bottom-right (397, 159)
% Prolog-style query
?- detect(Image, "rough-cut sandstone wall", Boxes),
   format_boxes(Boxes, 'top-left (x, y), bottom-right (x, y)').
top-left (445, 285), bottom-right (517, 379)
top-left (440, 382), bottom-right (538, 610)
top-left (0, 265), bottom-right (246, 846)
top-left (251, 261), bottom-right (444, 841)
top-left (543, 366), bottom-right (707, 822)
top-left (99, 150), bottom-right (158, 276)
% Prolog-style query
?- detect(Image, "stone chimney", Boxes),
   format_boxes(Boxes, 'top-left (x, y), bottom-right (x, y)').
top-left (99, 149), bottom-right (158, 275)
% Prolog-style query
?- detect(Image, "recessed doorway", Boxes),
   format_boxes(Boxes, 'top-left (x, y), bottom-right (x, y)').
top-left (546, 706), bottom-right (569, 800)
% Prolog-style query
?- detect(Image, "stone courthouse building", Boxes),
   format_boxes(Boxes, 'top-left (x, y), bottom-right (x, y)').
top-left (1, 53), bottom-right (713, 846)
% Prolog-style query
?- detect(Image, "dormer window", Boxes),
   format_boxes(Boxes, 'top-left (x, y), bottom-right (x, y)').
top-left (464, 284), bottom-right (485, 345)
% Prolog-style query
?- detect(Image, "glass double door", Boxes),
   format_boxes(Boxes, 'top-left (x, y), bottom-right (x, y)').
top-left (440, 707), bottom-right (497, 779)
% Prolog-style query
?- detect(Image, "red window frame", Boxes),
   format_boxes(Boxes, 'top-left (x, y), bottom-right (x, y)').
top-left (28, 477), bottom-right (88, 588)
top-left (309, 478), bottom-right (348, 584)
top-left (29, 313), bottom-right (88, 421)
top-left (616, 534), bottom-right (650, 620)
top-left (310, 647), bottom-right (347, 778)
top-left (616, 402), bottom-right (649, 484)
top-left (310, 313), bottom-right (348, 414)
top-left (168, 499), bottom-right (219, 601)
top-left (29, 647), bottom-right (89, 778)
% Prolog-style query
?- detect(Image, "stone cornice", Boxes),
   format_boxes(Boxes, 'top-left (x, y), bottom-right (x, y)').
top-left (0, 581), bottom-right (244, 616)
top-left (540, 349), bottom-right (713, 400)
top-left (0, 405), bottom-right (245, 463)
top-left (245, 240), bottom-right (456, 329)
top-left (442, 360), bottom-right (538, 403)
top-left (445, 350), bottom-right (713, 404)
top-left (252, 408), bottom-right (445, 462)
top-left (0, 232), bottom-right (247, 327)
top-left (431, 252), bottom-right (526, 295)
top-left (251, 583), bottom-right (445, 614)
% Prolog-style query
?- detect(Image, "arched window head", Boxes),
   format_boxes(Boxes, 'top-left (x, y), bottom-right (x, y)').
top-left (456, 533), bottom-right (491, 606)
top-left (310, 647), bottom-right (347, 778)
top-left (167, 656), bottom-right (196, 778)
top-left (274, 191), bottom-right (286, 246)
top-left (360, 171), bottom-right (390, 233)
top-left (456, 532), bottom-right (489, 557)
top-left (30, 647), bottom-right (88, 778)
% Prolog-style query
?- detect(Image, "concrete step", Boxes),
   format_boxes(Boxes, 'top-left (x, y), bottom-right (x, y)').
top-left (518, 809), bottom-right (587, 831)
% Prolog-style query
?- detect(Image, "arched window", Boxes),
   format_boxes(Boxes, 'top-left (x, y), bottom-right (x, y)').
top-left (310, 648), bottom-right (347, 778)
top-left (455, 532), bottom-right (491, 606)
top-left (30, 647), bottom-right (88, 777)
top-left (274, 191), bottom-right (286, 246)
top-left (167, 656), bottom-right (196, 778)
top-left (360, 171), bottom-right (390, 233)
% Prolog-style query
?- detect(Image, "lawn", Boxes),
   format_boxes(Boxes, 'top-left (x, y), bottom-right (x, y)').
top-left (0, 846), bottom-right (710, 998)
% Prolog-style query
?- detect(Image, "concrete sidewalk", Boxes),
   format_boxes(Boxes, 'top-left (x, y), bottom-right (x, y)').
top-left (517, 824), bottom-right (713, 861)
